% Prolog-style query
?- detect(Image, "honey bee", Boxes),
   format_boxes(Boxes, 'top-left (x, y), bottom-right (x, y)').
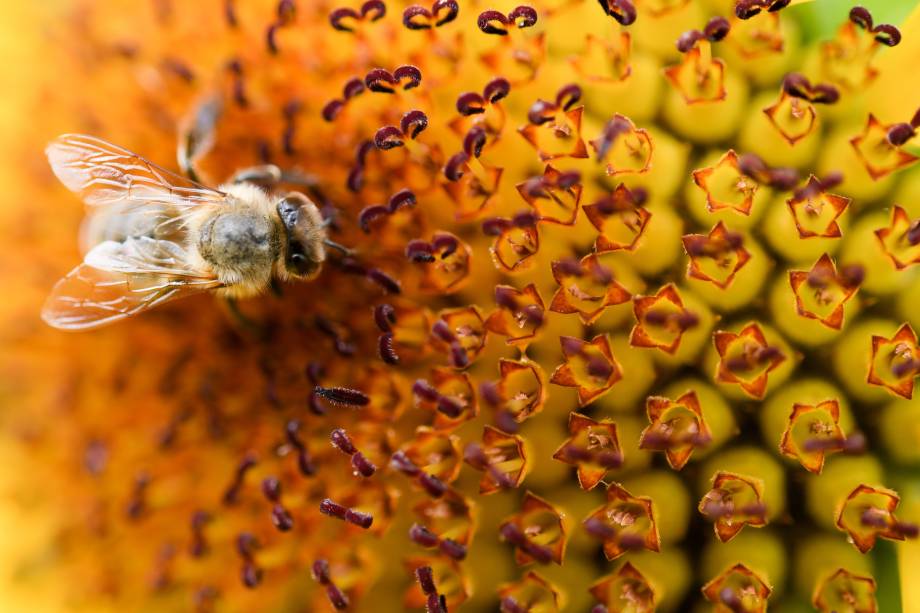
top-left (43, 134), bottom-right (331, 329)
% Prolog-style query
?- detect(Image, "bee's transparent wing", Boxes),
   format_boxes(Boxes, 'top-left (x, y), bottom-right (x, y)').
top-left (46, 133), bottom-right (227, 207)
top-left (42, 263), bottom-right (222, 330)
top-left (43, 237), bottom-right (222, 330)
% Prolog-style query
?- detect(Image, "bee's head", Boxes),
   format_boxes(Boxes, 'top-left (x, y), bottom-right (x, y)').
top-left (275, 192), bottom-right (326, 279)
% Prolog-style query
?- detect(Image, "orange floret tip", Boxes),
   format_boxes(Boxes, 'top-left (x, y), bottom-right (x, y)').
top-left (464, 426), bottom-right (530, 495)
top-left (812, 568), bottom-right (878, 613)
top-left (498, 571), bottom-right (564, 613)
top-left (630, 284), bottom-right (700, 354)
top-left (499, 491), bottom-right (568, 566)
top-left (665, 19), bottom-right (730, 105)
top-left (698, 471), bottom-right (768, 542)
top-left (714, 323), bottom-right (786, 398)
top-left (835, 484), bottom-right (918, 553)
top-left (550, 334), bottom-right (624, 406)
top-left (692, 150), bottom-right (758, 216)
top-left (515, 165), bottom-right (582, 225)
top-left (701, 563), bottom-right (772, 613)
top-left (485, 284), bottom-right (547, 350)
top-left (867, 323), bottom-right (920, 399)
top-left (786, 174), bottom-right (850, 239)
top-left (549, 254), bottom-right (631, 324)
top-left (404, 556), bottom-right (470, 611)
top-left (683, 221), bottom-right (752, 289)
top-left (483, 210), bottom-right (541, 273)
top-left (519, 84), bottom-right (589, 161)
top-left (780, 399), bottom-right (864, 474)
top-left (498, 492), bottom-right (567, 565)
top-left (430, 306), bottom-right (487, 370)
top-left (590, 114), bottom-right (654, 176)
top-left (874, 205), bottom-right (920, 270)
top-left (788, 254), bottom-right (862, 330)
top-left (553, 412), bottom-right (624, 491)
top-left (583, 183), bottom-right (651, 253)
top-left (639, 391), bottom-right (712, 470)
top-left (583, 482), bottom-right (660, 560)
top-left (412, 368), bottom-right (478, 429)
top-left (589, 561), bottom-right (657, 612)
top-left (480, 358), bottom-right (547, 425)
top-left (569, 32), bottom-right (632, 83)
top-left (850, 114), bottom-right (919, 181)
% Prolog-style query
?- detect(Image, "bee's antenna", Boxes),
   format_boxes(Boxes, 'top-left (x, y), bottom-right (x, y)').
top-left (323, 239), bottom-right (354, 256)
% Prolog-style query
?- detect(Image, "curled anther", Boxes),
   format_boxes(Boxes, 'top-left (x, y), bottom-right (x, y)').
top-left (463, 126), bottom-right (487, 157)
top-left (403, 0), bottom-right (459, 30)
top-left (596, 0), bottom-right (636, 25)
top-left (478, 6), bottom-right (537, 35)
top-left (401, 109), bottom-right (429, 139)
top-left (782, 73), bottom-right (840, 104)
top-left (849, 6), bottom-right (901, 47)
top-left (735, 0), bottom-right (790, 19)
top-left (329, 0), bottom-right (386, 32)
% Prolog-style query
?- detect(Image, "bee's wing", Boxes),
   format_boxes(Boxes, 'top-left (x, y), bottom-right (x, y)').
top-left (46, 134), bottom-right (227, 208)
top-left (43, 238), bottom-right (222, 330)
top-left (42, 265), bottom-right (221, 330)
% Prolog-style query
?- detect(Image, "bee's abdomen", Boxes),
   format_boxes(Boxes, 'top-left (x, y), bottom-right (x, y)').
top-left (197, 211), bottom-right (279, 285)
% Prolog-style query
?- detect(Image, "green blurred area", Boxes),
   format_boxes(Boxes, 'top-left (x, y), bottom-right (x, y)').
top-left (795, 0), bottom-right (919, 41)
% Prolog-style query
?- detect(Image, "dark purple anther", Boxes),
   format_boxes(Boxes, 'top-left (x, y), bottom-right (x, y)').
top-left (401, 109), bottom-right (429, 139)
top-left (449, 342), bottom-right (469, 368)
top-left (418, 472), bottom-right (447, 497)
top-left (416, 565), bottom-right (437, 595)
top-left (285, 420), bottom-right (316, 476)
top-left (556, 83), bottom-right (582, 111)
top-left (676, 30), bottom-right (704, 53)
top-left (478, 9), bottom-right (509, 35)
top-left (367, 268), bottom-right (402, 294)
top-left (223, 454), bottom-right (257, 506)
top-left (271, 505), bottom-right (294, 531)
top-left (390, 450), bottom-right (421, 476)
top-left (331, 429), bottom-right (358, 455)
top-left (508, 5), bottom-right (538, 28)
top-left (261, 477), bottom-right (282, 502)
top-left (378, 333), bottom-right (400, 364)
top-left (457, 92), bottom-right (485, 115)
top-left (597, 0), bottom-right (636, 25)
top-left (412, 379), bottom-right (441, 402)
top-left (406, 240), bottom-right (436, 263)
top-left (444, 152), bottom-right (469, 181)
top-left (359, 205), bottom-right (390, 233)
top-left (394, 64), bottom-right (423, 90)
top-left (374, 304), bottom-right (397, 332)
top-left (887, 123), bottom-right (916, 146)
top-left (527, 99), bottom-right (556, 125)
top-left (319, 498), bottom-right (374, 529)
top-left (484, 77), bottom-right (511, 102)
top-left (704, 16), bottom-right (731, 41)
top-left (464, 126), bottom-right (487, 158)
top-left (314, 386), bottom-right (370, 407)
top-left (389, 188), bottom-right (417, 211)
top-left (431, 319), bottom-right (457, 343)
top-left (410, 523), bottom-right (440, 547)
top-left (374, 125), bottom-right (405, 150)
top-left (436, 395), bottom-right (464, 418)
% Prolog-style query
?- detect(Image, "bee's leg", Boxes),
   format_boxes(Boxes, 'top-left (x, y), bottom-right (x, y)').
top-left (323, 239), bottom-right (355, 257)
top-left (269, 277), bottom-right (284, 298)
top-left (223, 296), bottom-right (265, 337)
top-left (229, 164), bottom-right (283, 186)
